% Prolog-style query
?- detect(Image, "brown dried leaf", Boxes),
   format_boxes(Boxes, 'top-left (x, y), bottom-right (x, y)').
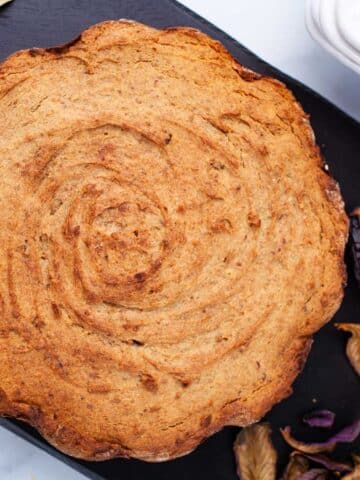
top-left (293, 452), bottom-right (352, 473)
top-left (234, 423), bottom-right (277, 480)
top-left (280, 426), bottom-right (335, 454)
top-left (336, 323), bottom-right (360, 376)
top-left (342, 463), bottom-right (360, 480)
top-left (0, 0), bottom-right (13, 6)
top-left (297, 469), bottom-right (328, 480)
top-left (282, 454), bottom-right (309, 480)
top-left (280, 420), bottom-right (360, 454)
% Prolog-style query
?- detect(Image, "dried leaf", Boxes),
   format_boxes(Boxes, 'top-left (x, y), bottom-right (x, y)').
top-left (303, 410), bottom-right (335, 428)
top-left (343, 463), bottom-right (360, 480)
top-left (336, 323), bottom-right (360, 376)
top-left (297, 469), bottom-right (327, 480)
top-left (294, 452), bottom-right (352, 473)
top-left (0, 0), bottom-right (13, 7)
top-left (234, 423), bottom-right (277, 480)
top-left (282, 454), bottom-right (309, 480)
top-left (280, 420), bottom-right (360, 454)
top-left (349, 209), bottom-right (360, 288)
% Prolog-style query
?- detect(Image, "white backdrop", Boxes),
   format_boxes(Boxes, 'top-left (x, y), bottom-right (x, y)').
top-left (0, 1), bottom-right (358, 480)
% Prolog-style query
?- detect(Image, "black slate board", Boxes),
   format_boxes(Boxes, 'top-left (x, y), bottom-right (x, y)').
top-left (0, 1), bottom-right (359, 478)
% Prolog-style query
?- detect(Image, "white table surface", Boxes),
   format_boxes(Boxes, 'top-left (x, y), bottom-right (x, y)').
top-left (0, 1), bottom-right (358, 479)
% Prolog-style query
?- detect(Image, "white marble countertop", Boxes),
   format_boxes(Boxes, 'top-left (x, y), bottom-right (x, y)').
top-left (0, 1), bottom-right (358, 479)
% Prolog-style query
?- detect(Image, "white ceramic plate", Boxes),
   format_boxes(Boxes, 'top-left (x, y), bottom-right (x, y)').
top-left (337, 0), bottom-right (360, 52)
top-left (305, 0), bottom-right (360, 74)
top-left (319, 0), bottom-right (360, 63)
top-left (310, 0), bottom-right (322, 32)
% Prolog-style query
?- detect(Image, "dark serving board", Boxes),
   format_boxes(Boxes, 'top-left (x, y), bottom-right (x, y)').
top-left (0, 0), bottom-right (359, 478)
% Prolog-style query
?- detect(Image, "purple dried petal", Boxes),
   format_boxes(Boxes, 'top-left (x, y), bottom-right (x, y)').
top-left (297, 469), bottom-right (327, 480)
top-left (300, 453), bottom-right (352, 472)
top-left (303, 410), bottom-right (335, 428)
top-left (331, 419), bottom-right (360, 443)
top-left (350, 209), bottom-right (360, 288)
top-left (281, 419), bottom-right (360, 454)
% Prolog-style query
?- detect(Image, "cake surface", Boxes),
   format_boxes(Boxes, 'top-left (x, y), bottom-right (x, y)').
top-left (0, 20), bottom-right (348, 461)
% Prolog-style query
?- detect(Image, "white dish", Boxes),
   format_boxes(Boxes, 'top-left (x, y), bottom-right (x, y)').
top-left (305, 0), bottom-right (360, 74)
top-left (337, 0), bottom-right (360, 53)
top-left (319, 0), bottom-right (360, 63)
top-left (310, 0), bottom-right (322, 33)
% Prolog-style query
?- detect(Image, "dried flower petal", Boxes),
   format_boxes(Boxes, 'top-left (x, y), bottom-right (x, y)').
top-left (280, 419), bottom-right (360, 453)
top-left (350, 208), bottom-right (360, 289)
top-left (296, 453), bottom-right (352, 472)
top-left (342, 464), bottom-right (360, 480)
top-left (303, 410), bottom-right (335, 428)
top-left (0, 0), bottom-right (13, 6)
top-left (234, 423), bottom-right (277, 480)
top-left (336, 323), bottom-right (360, 376)
top-left (297, 469), bottom-right (327, 480)
top-left (282, 454), bottom-right (309, 480)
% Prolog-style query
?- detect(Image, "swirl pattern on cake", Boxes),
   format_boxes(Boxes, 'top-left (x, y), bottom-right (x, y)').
top-left (0, 21), bottom-right (348, 460)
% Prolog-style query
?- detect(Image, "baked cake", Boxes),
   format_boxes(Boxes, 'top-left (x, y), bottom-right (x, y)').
top-left (0, 21), bottom-right (348, 460)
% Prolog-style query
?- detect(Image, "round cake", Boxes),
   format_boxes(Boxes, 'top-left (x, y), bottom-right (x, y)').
top-left (0, 20), bottom-right (348, 461)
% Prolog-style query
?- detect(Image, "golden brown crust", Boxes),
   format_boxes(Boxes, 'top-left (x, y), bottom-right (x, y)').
top-left (0, 20), bottom-right (348, 461)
